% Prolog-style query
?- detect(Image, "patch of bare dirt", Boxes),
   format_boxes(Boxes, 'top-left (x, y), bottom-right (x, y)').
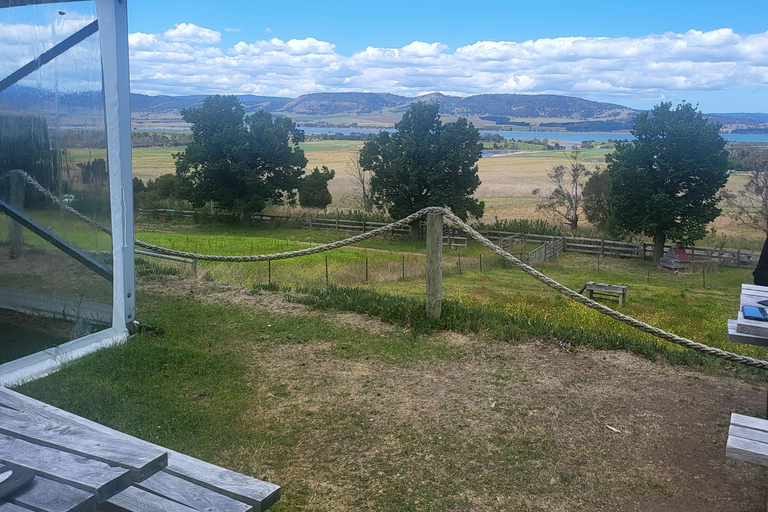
top-left (140, 275), bottom-right (768, 511)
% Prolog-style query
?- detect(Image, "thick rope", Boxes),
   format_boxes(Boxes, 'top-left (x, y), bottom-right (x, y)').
top-left (12, 171), bottom-right (768, 370)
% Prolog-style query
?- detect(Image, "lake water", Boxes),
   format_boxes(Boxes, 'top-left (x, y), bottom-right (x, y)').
top-left (302, 127), bottom-right (768, 144)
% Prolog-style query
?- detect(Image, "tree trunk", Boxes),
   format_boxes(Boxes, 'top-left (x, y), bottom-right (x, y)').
top-left (569, 216), bottom-right (578, 232)
top-left (410, 219), bottom-right (421, 241)
top-left (653, 233), bottom-right (666, 265)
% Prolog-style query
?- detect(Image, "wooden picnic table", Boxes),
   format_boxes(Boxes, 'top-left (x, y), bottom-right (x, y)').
top-left (0, 387), bottom-right (280, 512)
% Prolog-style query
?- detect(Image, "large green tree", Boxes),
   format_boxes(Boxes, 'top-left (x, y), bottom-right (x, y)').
top-left (175, 95), bottom-right (307, 216)
top-left (359, 102), bottom-right (484, 238)
top-left (606, 102), bottom-right (728, 263)
top-left (298, 166), bottom-right (335, 209)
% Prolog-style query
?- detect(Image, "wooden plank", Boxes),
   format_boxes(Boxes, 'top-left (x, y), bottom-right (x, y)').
top-left (735, 312), bottom-right (768, 338)
top-left (135, 471), bottom-right (252, 512)
top-left (164, 451), bottom-right (280, 512)
top-left (742, 284), bottom-right (768, 295)
top-left (729, 424), bottom-right (768, 444)
top-left (0, 504), bottom-right (34, 512)
top-left (0, 389), bottom-right (278, 511)
top-left (10, 476), bottom-right (96, 512)
top-left (0, 433), bottom-right (131, 502)
top-left (731, 413), bottom-right (768, 432)
top-left (0, 393), bottom-right (167, 481)
top-left (585, 283), bottom-right (627, 293)
top-left (728, 319), bottom-right (768, 346)
top-left (103, 487), bottom-right (199, 512)
top-left (726, 435), bottom-right (768, 466)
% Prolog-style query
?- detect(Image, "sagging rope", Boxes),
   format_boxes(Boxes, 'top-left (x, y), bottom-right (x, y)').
top-left (12, 170), bottom-right (768, 370)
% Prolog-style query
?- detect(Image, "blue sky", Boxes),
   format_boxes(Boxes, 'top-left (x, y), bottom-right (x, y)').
top-left (128, 0), bottom-right (768, 56)
top-left (3, 0), bottom-right (767, 112)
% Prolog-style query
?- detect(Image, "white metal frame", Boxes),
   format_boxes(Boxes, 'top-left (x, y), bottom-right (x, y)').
top-left (0, 0), bottom-right (135, 385)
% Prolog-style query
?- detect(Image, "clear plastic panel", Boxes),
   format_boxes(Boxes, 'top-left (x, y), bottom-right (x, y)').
top-left (0, 1), bottom-right (113, 363)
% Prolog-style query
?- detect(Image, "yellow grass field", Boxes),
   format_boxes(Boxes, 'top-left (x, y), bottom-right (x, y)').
top-left (130, 142), bottom-right (764, 243)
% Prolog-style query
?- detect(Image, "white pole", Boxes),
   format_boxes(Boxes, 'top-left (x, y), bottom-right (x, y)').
top-left (96, 0), bottom-right (135, 330)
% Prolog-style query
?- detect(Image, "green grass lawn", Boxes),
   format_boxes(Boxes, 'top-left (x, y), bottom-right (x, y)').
top-left (132, 218), bottom-right (764, 365)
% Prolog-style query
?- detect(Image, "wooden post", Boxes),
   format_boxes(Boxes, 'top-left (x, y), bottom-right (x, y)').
top-left (642, 242), bottom-right (646, 261)
top-left (600, 239), bottom-right (605, 256)
top-left (309, 217), bottom-right (313, 230)
top-left (192, 259), bottom-right (197, 278)
top-left (268, 260), bottom-right (271, 284)
top-left (426, 212), bottom-right (443, 320)
top-left (7, 172), bottom-right (23, 259)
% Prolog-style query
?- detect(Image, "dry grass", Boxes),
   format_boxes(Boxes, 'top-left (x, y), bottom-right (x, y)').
top-left (130, 144), bottom-right (765, 241)
top-left (132, 282), bottom-right (768, 510)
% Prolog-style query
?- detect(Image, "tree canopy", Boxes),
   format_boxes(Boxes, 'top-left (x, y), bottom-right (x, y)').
top-left (175, 95), bottom-right (307, 215)
top-left (581, 166), bottom-right (612, 231)
top-left (606, 101), bottom-right (728, 263)
top-left (298, 166), bottom-right (335, 209)
top-left (359, 102), bottom-right (484, 235)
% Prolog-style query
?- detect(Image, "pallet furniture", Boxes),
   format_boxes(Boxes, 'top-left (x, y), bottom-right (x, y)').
top-left (0, 387), bottom-right (279, 512)
top-left (579, 281), bottom-right (628, 306)
top-left (727, 284), bottom-right (768, 347)
top-left (726, 413), bottom-right (768, 466)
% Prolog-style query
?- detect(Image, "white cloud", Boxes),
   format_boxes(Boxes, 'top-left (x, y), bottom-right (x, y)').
top-left (164, 23), bottom-right (221, 45)
top-left (120, 25), bottom-right (768, 108)
top-left (225, 27), bottom-right (241, 33)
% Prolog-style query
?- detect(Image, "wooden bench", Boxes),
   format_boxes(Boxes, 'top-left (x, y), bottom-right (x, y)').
top-left (726, 413), bottom-right (768, 467)
top-left (579, 281), bottom-right (628, 306)
top-left (726, 412), bottom-right (768, 511)
top-left (0, 387), bottom-right (280, 512)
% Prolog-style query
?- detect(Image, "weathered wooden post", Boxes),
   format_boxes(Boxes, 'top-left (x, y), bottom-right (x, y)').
top-left (6, 171), bottom-right (24, 259)
top-left (426, 212), bottom-right (443, 319)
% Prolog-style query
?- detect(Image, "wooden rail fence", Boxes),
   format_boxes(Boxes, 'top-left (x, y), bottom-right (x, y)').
top-left (137, 210), bottom-right (761, 268)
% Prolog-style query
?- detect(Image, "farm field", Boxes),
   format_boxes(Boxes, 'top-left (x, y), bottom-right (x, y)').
top-left (131, 141), bottom-right (765, 247)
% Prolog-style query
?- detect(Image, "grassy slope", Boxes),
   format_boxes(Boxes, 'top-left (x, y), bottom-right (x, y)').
top-left (14, 286), bottom-right (767, 511)
top-left (130, 219), bottom-right (768, 370)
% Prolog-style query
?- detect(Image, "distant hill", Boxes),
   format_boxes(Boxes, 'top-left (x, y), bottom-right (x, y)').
top-left (0, 88), bottom-right (290, 117)
top-left (710, 113), bottom-right (768, 124)
top-left (131, 93), bottom-right (290, 113)
top-left (276, 91), bottom-right (637, 122)
top-left (2, 87), bottom-right (766, 133)
top-left (277, 92), bottom-right (405, 115)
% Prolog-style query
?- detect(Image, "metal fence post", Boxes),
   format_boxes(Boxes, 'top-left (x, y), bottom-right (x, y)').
top-left (426, 212), bottom-right (443, 319)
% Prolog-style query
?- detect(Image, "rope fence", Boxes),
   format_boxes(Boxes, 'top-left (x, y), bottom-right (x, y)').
top-left (12, 170), bottom-right (768, 370)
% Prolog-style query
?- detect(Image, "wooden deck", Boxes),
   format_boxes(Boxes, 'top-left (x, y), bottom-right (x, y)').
top-left (0, 387), bottom-right (280, 512)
